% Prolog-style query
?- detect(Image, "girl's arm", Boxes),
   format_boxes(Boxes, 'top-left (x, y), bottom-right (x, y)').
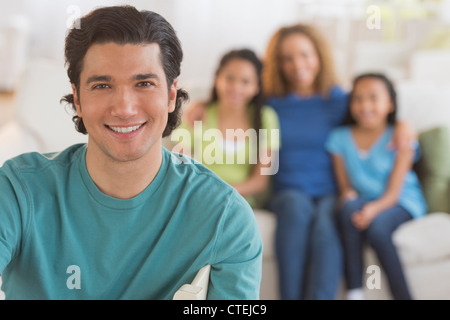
top-left (378, 146), bottom-right (415, 207)
top-left (331, 154), bottom-right (358, 204)
top-left (232, 149), bottom-right (272, 197)
top-left (353, 146), bottom-right (415, 230)
top-left (184, 100), bottom-right (207, 126)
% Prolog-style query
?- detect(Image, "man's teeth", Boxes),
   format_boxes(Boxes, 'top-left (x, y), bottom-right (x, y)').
top-left (109, 124), bottom-right (143, 134)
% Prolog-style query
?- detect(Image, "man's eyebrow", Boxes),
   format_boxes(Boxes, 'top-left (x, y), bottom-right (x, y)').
top-left (86, 75), bottom-right (112, 85)
top-left (85, 73), bottom-right (160, 84)
top-left (134, 73), bottom-right (160, 81)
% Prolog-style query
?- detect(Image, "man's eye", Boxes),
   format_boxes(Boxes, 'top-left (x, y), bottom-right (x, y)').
top-left (92, 84), bottom-right (110, 89)
top-left (137, 81), bottom-right (154, 87)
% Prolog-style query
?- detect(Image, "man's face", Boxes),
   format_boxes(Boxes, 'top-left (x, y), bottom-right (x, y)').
top-left (72, 42), bottom-right (177, 163)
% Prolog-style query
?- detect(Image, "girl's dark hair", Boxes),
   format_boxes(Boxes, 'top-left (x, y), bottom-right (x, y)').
top-left (343, 72), bottom-right (397, 125)
top-left (207, 48), bottom-right (265, 133)
top-left (61, 5), bottom-right (188, 137)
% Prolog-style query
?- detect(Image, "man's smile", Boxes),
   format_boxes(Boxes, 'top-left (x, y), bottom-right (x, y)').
top-left (106, 123), bottom-right (146, 134)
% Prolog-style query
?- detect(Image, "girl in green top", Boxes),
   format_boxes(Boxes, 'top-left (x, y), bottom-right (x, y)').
top-left (172, 49), bottom-right (280, 206)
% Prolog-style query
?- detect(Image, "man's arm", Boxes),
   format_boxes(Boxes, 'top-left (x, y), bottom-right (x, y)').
top-left (207, 193), bottom-right (263, 300)
top-left (0, 170), bottom-right (24, 275)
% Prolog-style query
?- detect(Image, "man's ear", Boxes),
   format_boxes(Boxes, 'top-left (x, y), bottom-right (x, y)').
top-left (168, 79), bottom-right (178, 113)
top-left (72, 84), bottom-right (82, 117)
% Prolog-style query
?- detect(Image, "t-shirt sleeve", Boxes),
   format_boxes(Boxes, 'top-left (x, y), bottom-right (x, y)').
top-left (260, 105), bottom-right (280, 151)
top-left (328, 86), bottom-right (350, 126)
top-left (0, 169), bottom-right (25, 274)
top-left (207, 192), bottom-right (263, 300)
top-left (325, 127), bottom-right (347, 156)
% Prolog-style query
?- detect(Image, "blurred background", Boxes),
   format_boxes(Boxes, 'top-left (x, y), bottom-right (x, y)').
top-left (1, 0), bottom-right (450, 162)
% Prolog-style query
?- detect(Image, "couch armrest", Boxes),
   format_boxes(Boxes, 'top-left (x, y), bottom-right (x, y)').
top-left (393, 213), bottom-right (450, 266)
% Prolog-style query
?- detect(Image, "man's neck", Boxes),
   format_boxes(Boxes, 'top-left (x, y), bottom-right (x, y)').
top-left (85, 144), bottom-right (163, 200)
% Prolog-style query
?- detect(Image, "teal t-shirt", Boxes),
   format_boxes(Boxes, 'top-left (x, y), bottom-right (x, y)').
top-left (0, 144), bottom-right (262, 299)
top-left (325, 125), bottom-right (427, 219)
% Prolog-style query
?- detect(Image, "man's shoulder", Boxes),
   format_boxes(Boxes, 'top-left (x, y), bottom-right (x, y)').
top-left (1, 144), bottom-right (85, 174)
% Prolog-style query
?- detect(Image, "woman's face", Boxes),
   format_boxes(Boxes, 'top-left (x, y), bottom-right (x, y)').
top-left (279, 33), bottom-right (320, 96)
top-left (215, 58), bottom-right (259, 109)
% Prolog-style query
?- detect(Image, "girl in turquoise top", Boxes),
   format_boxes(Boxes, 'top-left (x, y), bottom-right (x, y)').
top-left (326, 73), bottom-right (427, 300)
top-left (173, 49), bottom-right (280, 206)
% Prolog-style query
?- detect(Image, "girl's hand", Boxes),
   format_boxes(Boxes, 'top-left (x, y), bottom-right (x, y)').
top-left (351, 201), bottom-right (380, 230)
top-left (185, 101), bottom-right (207, 126)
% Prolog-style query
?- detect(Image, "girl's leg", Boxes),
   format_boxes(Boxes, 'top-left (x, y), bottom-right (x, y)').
top-left (305, 194), bottom-right (343, 300)
top-left (268, 189), bottom-right (315, 300)
top-left (365, 206), bottom-right (413, 300)
top-left (338, 198), bottom-right (368, 290)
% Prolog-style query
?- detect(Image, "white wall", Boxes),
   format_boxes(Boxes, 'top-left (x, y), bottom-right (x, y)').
top-left (1, 0), bottom-right (448, 99)
top-left (0, 0), bottom-right (304, 98)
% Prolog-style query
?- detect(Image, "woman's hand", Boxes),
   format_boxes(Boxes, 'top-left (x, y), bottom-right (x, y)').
top-left (391, 120), bottom-right (417, 151)
top-left (339, 188), bottom-right (358, 206)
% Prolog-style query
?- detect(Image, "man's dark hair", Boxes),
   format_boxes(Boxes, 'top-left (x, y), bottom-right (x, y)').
top-left (61, 5), bottom-right (188, 137)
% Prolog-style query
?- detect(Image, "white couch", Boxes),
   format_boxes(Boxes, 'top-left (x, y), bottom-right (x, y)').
top-left (255, 210), bottom-right (450, 300)
top-left (0, 15), bottom-right (29, 92)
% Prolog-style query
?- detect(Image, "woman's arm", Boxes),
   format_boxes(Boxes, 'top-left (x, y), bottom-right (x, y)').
top-left (392, 120), bottom-right (417, 151)
top-left (331, 154), bottom-right (358, 204)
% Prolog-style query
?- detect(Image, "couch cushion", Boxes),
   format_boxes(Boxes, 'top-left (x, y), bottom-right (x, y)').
top-left (0, 121), bottom-right (43, 166)
top-left (393, 213), bottom-right (450, 266)
top-left (254, 209), bottom-right (276, 259)
top-left (416, 126), bottom-right (450, 213)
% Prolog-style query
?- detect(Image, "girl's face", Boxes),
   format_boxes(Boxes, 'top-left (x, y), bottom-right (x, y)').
top-left (215, 58), bottom-right (259, 109)
top-left (350, 77), bottom-right (394, 130)
top-left (279, 33), bottom-right (320, 95)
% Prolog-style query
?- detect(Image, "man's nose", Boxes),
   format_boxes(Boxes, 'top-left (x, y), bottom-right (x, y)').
top-left (111, 87), bottom-right (138, 118)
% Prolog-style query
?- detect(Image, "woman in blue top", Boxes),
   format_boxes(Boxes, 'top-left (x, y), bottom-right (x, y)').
top-left (326, 73), bottom-right (427, 300)
top-left (262, 24), bottom-right (415, 300)
top-left (262, 23), bottom-right (347, 300)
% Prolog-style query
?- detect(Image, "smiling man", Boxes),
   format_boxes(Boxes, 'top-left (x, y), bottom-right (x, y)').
top-left (0, 5), bottom-right (262, 299)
